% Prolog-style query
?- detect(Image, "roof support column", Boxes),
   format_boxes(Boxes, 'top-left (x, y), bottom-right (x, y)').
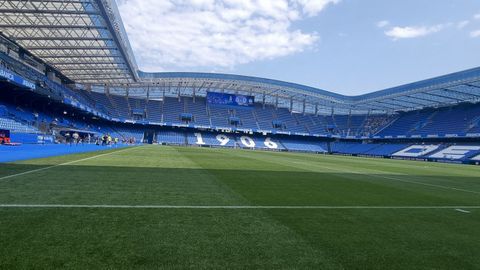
top-left (193, 86), bottom-right (196, 103)
top-left (262, 92), bottom-right (266, 109)
top-left (177, 86), bottom-right (181, 102)
top-left (302, 97), bottom-right (306, 115)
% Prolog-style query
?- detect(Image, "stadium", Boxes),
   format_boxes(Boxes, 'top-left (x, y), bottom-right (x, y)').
top-left (0, 0), bottom-right (479, 269)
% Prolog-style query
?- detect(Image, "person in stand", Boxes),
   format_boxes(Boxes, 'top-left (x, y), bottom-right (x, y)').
top-left (65, 132), bottom-right (71, 146)
top-left (72, 132), bottom-right (79, 145)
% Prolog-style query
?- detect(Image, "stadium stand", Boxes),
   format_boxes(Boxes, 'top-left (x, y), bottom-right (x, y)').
top-left (0, 117), bottom-right (38, 134)
top-left (187, 98), bottom-right (210, 126)
top-left (363, 144), bottom-right (410, 156)
top-left (234, 108), bottom-right (257, 129)
top-left (279, 138), bottom-right (327, 152)
top-left (157, 131), bottom-right (186, 145)
top-left (378, 103), bottom-right (480, 137)
top-left (146, 100), bottom-right (163, 123)
top-left (1, 30), bottom-right (480, 164)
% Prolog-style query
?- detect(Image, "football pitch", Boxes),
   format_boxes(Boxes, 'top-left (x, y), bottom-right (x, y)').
top-left (1, 145), bottom-right (479, 269)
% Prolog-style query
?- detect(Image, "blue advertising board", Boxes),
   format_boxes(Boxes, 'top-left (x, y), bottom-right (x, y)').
top-left (207, 92), bottom-right (254, 107)
top-left (0, 67), bottom-right (36, 90)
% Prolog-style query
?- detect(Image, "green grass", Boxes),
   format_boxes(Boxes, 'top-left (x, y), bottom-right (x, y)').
top-left (1, 145), bottom-right (480, 269)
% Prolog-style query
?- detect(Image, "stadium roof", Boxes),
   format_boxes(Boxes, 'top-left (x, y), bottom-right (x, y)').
top-left (0, 0), bottom-right (138, 84)
top-left (1, 0), bottom-right (479, 114)
top-left (115, 69), bottom-right (480, 114)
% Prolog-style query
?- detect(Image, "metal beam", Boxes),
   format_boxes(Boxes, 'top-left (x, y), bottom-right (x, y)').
top-left (39, 54), bottom-right (122, 59)
top-left (52, 61), bottom-right (125, 65)
top-left (375, 100), bottom-right (412, 109)
top-left (353, 104), bottom-right (395, 111)
top-left (461, 84), bottom-right (480, 96)
top-left (0, 9), bottom-right (99, 15)
top-left (423, 91), bottom-right (464, 102)
top-left (0, 24), bottom-right (107, 30)
top-left (74, 77), bottom-right (131, 81)
top-left (72, 72), bottom-right (131, 77)
top-left (465, 83), bottom-right (480, 89)
top-left (444, 87), bottom-right (480, 98)
top-left (13, 36), bottom-right (113, 41)
top-left (9, 0), bottom-right (93, 3)
top-left (392, 97), bottom-right (430, 107)
top-left (356, 103), bottom-right (393, 111)
top-left (26, 46), bottom-right (118, 50)
top-left (67, 73), bottom-right (131, 77)
top-left (60, 67), bottom-right (128, 71)
top-left (405, 95), bottom-right (440, 104)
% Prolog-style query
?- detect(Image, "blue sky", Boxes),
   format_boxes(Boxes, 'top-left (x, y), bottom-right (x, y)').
top-left (117, 0), bottom-right (480, 95)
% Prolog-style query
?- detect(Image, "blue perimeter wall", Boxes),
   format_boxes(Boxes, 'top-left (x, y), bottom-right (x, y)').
top-left (0, 144), bottom-right (132, 163)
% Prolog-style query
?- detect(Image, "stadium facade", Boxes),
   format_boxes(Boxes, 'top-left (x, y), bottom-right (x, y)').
top-left (1, 0), bottom-right (480, 164)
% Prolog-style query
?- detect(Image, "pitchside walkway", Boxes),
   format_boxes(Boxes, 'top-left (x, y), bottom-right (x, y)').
top-left (0, 144), bottom-right (132, 163)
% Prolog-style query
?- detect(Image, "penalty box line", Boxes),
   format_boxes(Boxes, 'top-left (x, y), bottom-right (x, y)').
top-left (0, 204), bottom-right (479, 209)
top-left (0, 147), bottom-right (136, 181)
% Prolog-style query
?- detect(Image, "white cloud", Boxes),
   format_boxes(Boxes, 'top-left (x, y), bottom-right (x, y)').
top-left (470, 30), bottom-right (480, 38)
top-left (384, 24), bottom-right (445, 40)
top-left (474, 13), bottom-right (480, 20)
top-left (296, 0), bottom-right (340, 17)
top-left (117, 0), bottom-right (339, 71)
top-left (376, 20), bottom-right (389, 28)
top-left (457, 20), bottom-right (469, 29)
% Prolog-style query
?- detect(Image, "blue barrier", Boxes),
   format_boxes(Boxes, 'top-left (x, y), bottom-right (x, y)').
top-left (10, 133), bottom-right (54, 144)
top-left (0, 144), bottom-right (131, 163)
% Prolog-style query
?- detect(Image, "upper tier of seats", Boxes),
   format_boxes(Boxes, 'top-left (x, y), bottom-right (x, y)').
top-left (378, 103), bottom-right (480, 137)
top-left (71, 92), bottom-right (391, 136)
top-left (67, 88), bottom-right (480, 137)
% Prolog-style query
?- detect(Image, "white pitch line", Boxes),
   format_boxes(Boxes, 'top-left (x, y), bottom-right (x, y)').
top-left (0, 204), bottom-right (479, 209)
top-left (291, 158), bottom-right (480, 195)
top-left (374, 174), bottom-right (480, 195)
top-left (0, 147), bottom-right (135, 181)
top-left (455, 209), bottom-right (471, 213)
top-left (248, 153), bottom-right (480, 196)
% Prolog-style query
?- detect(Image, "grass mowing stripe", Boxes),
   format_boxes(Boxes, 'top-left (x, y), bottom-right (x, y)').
top-left (0, 204), bottom-right (479, 209)
top-left (0, 147), bottom-right (136, 181)
top-left (1, 146), bottom-right (479, 269)
top-left (227, 150), bottom-right (480, 195)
